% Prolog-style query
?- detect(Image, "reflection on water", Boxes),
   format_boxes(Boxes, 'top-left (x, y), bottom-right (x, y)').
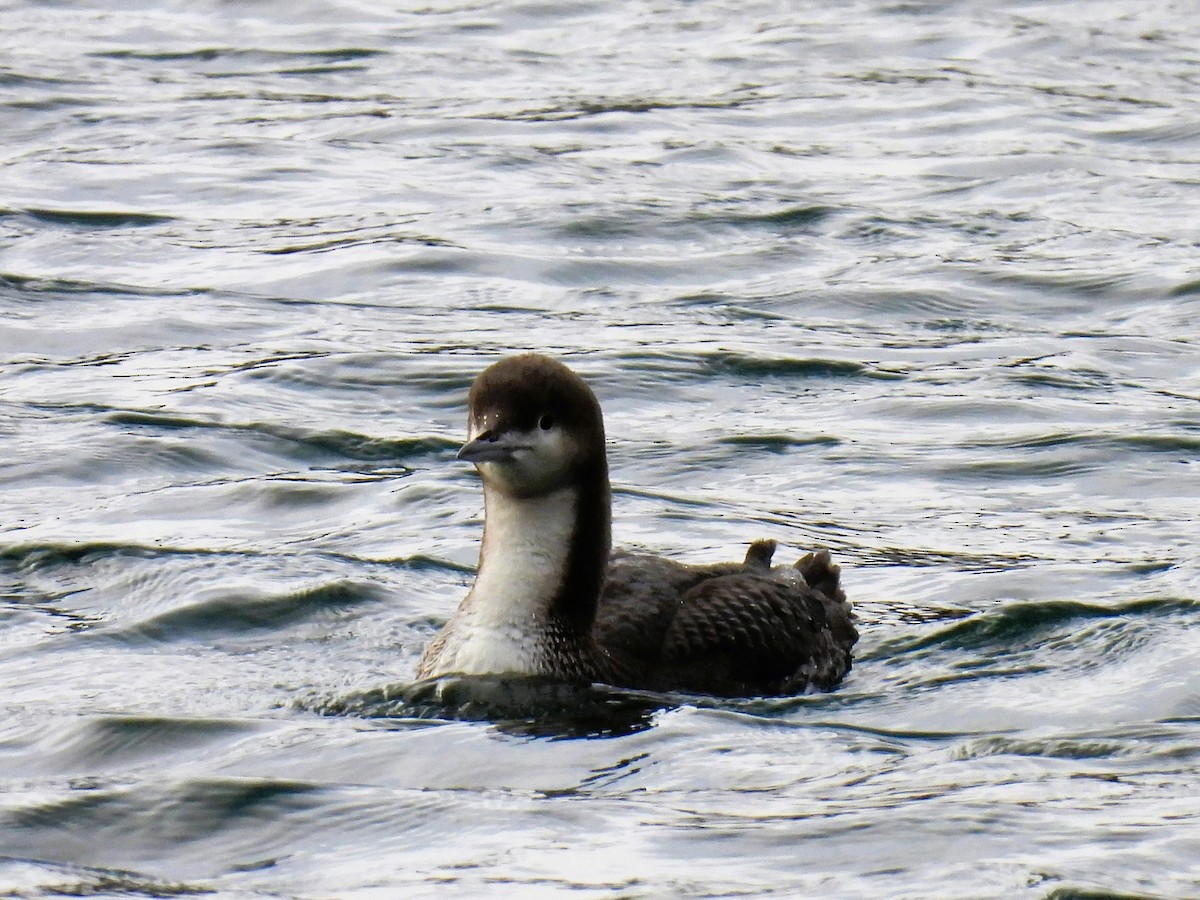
top-left (318, 675), bottom-right (667, 739)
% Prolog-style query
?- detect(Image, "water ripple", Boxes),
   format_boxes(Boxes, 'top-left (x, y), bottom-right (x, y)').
top-left (3, 0), bottom-right (1200, 895)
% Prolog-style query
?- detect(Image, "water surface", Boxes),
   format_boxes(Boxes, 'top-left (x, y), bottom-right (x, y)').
top-left (2, 0), bottom-right (1199, 897)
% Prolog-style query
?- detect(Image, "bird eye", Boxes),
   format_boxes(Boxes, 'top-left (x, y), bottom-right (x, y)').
top-left (538, 414), bottom-right (555, 431)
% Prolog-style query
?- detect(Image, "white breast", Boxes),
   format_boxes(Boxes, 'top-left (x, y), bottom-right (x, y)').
top-left (419, 485), bottom-right (578, 678)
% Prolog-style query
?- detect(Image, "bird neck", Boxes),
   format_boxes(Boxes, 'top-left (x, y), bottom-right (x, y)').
top-left (475, 464), bottom-right (611, 635)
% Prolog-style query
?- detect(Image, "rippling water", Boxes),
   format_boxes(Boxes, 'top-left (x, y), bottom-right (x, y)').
top-left (3, 0), bottom-right (1200, 896)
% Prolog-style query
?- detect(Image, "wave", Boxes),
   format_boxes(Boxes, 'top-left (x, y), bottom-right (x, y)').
top-left (4, 207), bottom-right (175, 229)
top-left (104, 409), bottom-right (457, 464)
top-left (101, 580), bottom-right (385, 645)
top-left (876, 596), bottom-right (1198, 657)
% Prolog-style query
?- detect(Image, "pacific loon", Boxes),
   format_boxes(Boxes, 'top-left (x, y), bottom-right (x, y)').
top-left (417, 353), bottom-right (856, 697)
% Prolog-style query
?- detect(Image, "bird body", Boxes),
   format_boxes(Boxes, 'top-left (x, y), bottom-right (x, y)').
top-left (417, 354), bottom-right (856, 697)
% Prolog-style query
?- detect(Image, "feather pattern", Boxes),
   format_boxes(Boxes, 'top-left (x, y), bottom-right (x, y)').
top-left (595, 543), bottom-right (855, 695)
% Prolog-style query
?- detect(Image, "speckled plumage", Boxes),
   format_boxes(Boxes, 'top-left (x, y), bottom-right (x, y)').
top-left (596, 542), bottom-right (855, 695)
top-left (417, 354), bottom-right (857, 697)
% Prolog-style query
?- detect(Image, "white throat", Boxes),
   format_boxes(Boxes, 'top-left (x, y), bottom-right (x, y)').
top-left (419, 484), bottom-right (579, 678)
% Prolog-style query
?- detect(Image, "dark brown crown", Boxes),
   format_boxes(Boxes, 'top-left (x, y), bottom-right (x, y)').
top-left (468, 354), bottom-right (606, 462)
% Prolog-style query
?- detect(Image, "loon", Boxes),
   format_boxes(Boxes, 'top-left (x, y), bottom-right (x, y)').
top-left (416, 354), bottom-right (856, 697)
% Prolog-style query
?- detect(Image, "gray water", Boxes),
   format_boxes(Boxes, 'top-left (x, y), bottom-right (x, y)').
top-left (3, 0), bottom-right (1200, 896)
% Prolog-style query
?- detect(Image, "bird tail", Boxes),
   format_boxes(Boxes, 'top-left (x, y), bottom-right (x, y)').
top-left (795, 549), bottom-right (844, 603)
top-left (742, 539), bottom-right (776, 570)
